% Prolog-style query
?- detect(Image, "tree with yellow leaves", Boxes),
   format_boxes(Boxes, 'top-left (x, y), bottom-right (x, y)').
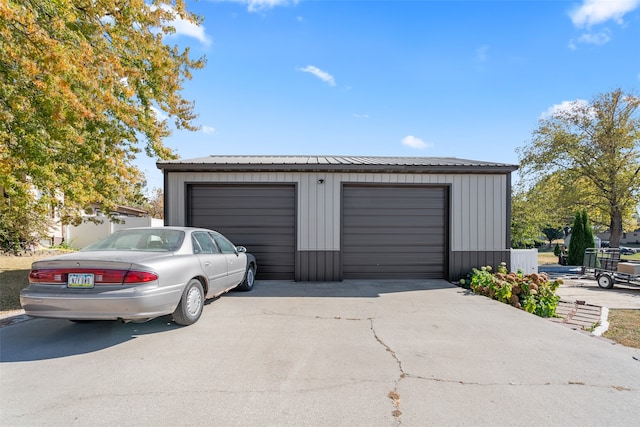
top-left (0, 0), bottom-right (205, 249)
top-left (517, 89), bottom-right (640, 249)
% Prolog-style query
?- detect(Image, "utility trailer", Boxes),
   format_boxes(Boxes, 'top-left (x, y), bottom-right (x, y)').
top-left (582, 247), bottom-right (640, 289)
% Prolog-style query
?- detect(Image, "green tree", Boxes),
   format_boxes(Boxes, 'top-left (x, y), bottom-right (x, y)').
top-left (567, 211), bottom-right (585, 265)
top-left (145, 187), bottom-right (165, 219)
top-left (511, 174), bottom-right (576, 248)
top-left (582, 210), bottom-right (595, 250)
top-left (541, 226), bottom-right (564, 247)
top-left (567, 210), bottom-right (596, 265)
top-left (517, 89), bottom-right (640, 248)
top-left (0, 0), bottom-right (204, 247)
top-left (0, 187), bottom-right (51, 252)
top-left (511, 187), bottom-right (543, 248)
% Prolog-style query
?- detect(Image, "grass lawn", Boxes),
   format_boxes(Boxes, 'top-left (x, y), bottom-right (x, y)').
top-left (538, 251), bottom-right (559, 265)
top-left (604, 310), bottom-right (640, 349)
top-left (538, 248), bottom-right (640, 266)
top-left (536, 248), bottom-right (639, 349)
top-left (0, 254), bottom-right (55, 314)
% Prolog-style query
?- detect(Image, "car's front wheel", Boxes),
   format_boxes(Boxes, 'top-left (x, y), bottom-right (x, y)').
top-left (236, 265), bottom-right (255, 292)
top-left (173, 279), bottom-right (204, 325)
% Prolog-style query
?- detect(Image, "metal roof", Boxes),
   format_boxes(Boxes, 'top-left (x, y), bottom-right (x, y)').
top-left (157, 155), bottom-right (518, 174)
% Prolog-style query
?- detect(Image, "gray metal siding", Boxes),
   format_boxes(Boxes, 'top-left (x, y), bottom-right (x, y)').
top-left (296, 251), bottom-right (341, 281)
top-left (187, 184), bottom-right (296, 280)
top-left (342, 185), bottom-right (448, 279)
top-left (164, 171), bottom-right (509, 253)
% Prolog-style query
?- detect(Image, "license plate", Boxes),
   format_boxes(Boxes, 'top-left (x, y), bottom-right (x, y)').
top-left (67, 273), bottom-right (95, 288)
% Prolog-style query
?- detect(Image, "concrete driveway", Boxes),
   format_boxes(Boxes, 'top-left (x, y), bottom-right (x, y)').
top-left (1, 280), bottom-right (639, 426)
top-left (556, 277), bottom-right (640, 309)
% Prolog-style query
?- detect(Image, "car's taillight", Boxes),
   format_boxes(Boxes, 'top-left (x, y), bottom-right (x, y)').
top-left (29, 269), bottom-right (67, 283)
top-left (97, 270), bottom-right (130, 284)
top-left (29, 269), bottom-right (158, 285)
top-left (123, 271), bottom-right (158, 283)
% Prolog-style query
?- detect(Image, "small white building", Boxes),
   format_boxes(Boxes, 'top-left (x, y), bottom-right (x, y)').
top-left (65, 215), bottom-right (164, 249)
top-left (52, 205), bottom-right (163, 249)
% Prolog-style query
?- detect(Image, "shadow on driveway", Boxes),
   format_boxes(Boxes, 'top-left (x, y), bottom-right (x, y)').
top-left (0, 316), bottom-right (181, 363)
top-left (230, 279), bottom-right (457, 298)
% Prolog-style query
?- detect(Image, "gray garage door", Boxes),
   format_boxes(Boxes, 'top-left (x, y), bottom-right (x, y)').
top-left (342, 185), bottom-right (447, 279)
top-left (188, 184), bottom-right (296, 280)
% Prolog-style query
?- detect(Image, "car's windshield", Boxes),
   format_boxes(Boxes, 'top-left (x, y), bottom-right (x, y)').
top-left (83, 229), bottom-right (185, 252)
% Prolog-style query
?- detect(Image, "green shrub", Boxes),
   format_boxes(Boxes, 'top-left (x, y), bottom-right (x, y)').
top-left (460, 263), bottom-right (562, 318)
top-left (51, 241), bottom-right (77, 251)
top-left (553, 243), bottom-right (561, 257)
top-left (567, 210), bottom-right (595, 266)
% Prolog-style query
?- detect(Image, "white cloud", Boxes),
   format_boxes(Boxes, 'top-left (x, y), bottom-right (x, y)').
top-left (569, 28), bottom-right (612, 48)
top-left (171, 17), bottom-right (211, 46)
top-left (201, 126), bottom-right (216, 134)
top-left (540, 99), bottom-right (596, 120)
top-left (107, 5), bottom-right (211, 46)
top-left (150, 106), bottom-right (169, 122)
top-left (401, 135), bottom-right (432, 150)
top-left (158, 4), bottom-right (211, 46)
top-left (213, 0), bottom-right (297, 13)
top-left (578, 30), bottom-right (612, 45)
top-left (298, 65), bottom-right (336, 86)
top-left (476, 45), bottom-right (489, 62)
top-left (249, 0), bottom-right (297, 12)
top-left (353, 113), bottom-right (369, 119)
top-left (570, 0), bottom-right (640, 27)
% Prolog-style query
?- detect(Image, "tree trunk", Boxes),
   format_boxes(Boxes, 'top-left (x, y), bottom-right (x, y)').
top-left (609, 210), bottom-right (624, 248)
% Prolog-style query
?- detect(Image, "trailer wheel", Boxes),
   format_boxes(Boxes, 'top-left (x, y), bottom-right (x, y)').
top-left (596, 273), bottom-right (615, 289)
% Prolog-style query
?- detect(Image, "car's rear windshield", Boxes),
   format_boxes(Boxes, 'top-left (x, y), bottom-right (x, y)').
top-left (82, 229), bottom-right (185, 252)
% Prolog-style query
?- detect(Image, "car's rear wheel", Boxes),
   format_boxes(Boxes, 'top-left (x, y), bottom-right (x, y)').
top-left (173, 279), bottom-right (204, 325)
top-left (236, 265), bottom-right (255, 292)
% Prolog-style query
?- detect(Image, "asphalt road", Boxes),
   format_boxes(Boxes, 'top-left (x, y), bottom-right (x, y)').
top-left (1, 280), bottom-right (639, 426)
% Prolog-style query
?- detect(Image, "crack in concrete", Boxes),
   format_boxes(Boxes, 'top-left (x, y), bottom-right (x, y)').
top-left (369, 318), bottom-right (406, 425)
top-left (251, 312), bottom-right (634, 419)
top-left (405, 374), bottom-right (634, 391)
top-left (366, 317), bottom-right (634, 425)
top-left (258, 310), bottom-right (364, 321)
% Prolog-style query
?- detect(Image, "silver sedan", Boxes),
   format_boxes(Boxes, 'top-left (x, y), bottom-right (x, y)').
top-left (20, 227), bottom-right (257, 325)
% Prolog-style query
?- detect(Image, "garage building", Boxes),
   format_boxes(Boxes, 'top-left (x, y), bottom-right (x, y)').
top-left (158, 156), bottom-right (518, 281)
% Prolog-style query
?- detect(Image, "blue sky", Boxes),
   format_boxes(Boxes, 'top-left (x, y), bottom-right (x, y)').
top-left (138, 0), bottom-right (640, 190)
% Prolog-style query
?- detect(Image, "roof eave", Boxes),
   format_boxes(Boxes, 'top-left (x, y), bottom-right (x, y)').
top-left (157, 162), bottom-right (519, 174)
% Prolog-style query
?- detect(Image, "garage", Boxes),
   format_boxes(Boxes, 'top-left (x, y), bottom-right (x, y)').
top-left (342, 185), bottom-right (448, 279)
top-left (187, 184), bottom-right (296, 280)
top-left (159, 155), bottom-right (517, 281)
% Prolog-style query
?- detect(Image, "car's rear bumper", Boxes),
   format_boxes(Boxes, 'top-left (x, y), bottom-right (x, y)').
top-left (20, 283), bottom-right (184, 321)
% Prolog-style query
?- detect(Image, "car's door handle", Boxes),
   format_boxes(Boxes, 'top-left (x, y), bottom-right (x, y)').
top-left (204, 262), bottom-right (211, 266)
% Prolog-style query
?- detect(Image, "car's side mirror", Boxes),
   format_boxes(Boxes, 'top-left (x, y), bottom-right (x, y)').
top-left (236, 246), bottom-right (247, 254)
